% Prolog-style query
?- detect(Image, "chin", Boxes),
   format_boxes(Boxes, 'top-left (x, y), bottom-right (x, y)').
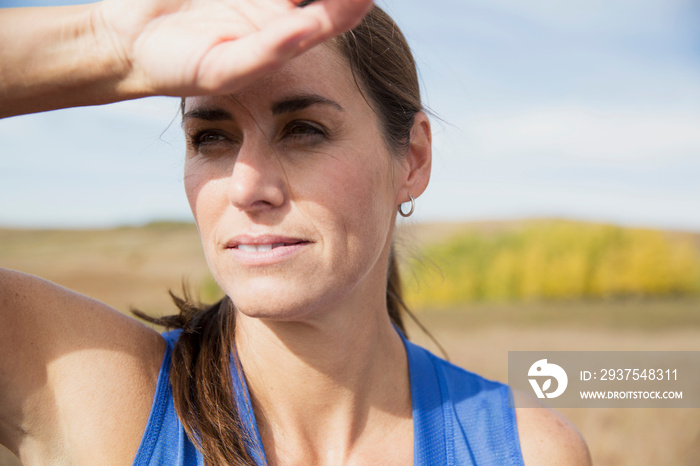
top-left (223, 280), bottom-right (326, 323)
top-left (231, 298), bottom-right (320, 323)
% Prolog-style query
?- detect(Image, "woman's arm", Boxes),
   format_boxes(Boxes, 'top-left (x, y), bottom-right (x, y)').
top-left (0, 4), bottom-right (130, 118)
top-left (0, 0), bottom-right (373, 118)
top-left (0, 268), bottom-right (166, 463)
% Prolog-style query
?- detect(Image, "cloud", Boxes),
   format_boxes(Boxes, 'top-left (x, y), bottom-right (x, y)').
top-left (457, 0), bottom-right (696, 39)
top-left (458, 106), bottom-right (700, 166)
top-left (414, 103), bottom-right (700, 230)
top-left (0, 99), bottom-right (189, 228)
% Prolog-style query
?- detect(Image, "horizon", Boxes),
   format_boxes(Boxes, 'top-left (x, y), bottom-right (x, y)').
top-left (2, 215), bottom-right (699, 234)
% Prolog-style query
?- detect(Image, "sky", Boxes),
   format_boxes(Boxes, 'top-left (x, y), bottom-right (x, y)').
top-left (1, 0), bottom-right (699, 230)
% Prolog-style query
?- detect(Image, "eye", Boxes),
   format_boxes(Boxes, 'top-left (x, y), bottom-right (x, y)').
top-left (188, 130), bottom-right (227, 146)
top-left (186, 129), bottom-right (238, 156)
top-left (199, 132), bottom-right (226, 144)
top-left (283, 121), bottom-right (326, 140)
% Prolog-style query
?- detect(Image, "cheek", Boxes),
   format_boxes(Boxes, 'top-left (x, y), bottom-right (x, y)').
top-left (184, 162), bottom-right (226, 241)
top-left (314, 152), bottom-right (396, 246)
top-left (183, 172), bottom-right (200, 219)
top-left (352, 155), bottom-right (395, 215)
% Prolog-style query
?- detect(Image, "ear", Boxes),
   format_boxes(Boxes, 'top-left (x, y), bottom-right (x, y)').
top-left (396, 111), bottom-right (432, 205)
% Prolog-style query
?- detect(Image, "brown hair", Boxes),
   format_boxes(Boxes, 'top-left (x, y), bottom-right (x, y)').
top-left (137, 5), bottom-right (422, 464)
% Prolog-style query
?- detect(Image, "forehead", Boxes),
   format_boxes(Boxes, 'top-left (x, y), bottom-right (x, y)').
top-left (184, 44), bottom-right (359, 113)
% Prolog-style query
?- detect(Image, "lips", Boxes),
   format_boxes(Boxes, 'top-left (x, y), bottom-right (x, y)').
top-left (236, 241), bottom-right (305, 252)
top-left (227, 234), bottom-right (308, 247)
top-left (225, 235), bottom-right (309, 254)
top-left (237, 243), bottom-right (287, 252)
top-left (224, 235), bottom-right (310, 262)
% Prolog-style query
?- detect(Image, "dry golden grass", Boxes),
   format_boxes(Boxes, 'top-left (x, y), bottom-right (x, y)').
top-left (1, 221), bottom-right (699, 465)
top-left (0, 223), bottom-right (212, 317)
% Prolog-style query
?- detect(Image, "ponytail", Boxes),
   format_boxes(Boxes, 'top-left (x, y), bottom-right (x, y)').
top-left (387, 245), bottom-right (407, 335)
top-left (134, 295), bottom-right (256, 465)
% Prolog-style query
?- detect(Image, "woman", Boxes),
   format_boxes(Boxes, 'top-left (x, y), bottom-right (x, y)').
top-left (0, 0), bottom-right (590, 464)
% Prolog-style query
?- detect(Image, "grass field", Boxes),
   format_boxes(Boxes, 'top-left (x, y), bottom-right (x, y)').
top-left (1, 220), bottom-right (699, 465)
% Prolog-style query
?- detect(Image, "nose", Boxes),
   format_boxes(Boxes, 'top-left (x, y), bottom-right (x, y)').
top-left (227, 141), bottom-right (286, 212)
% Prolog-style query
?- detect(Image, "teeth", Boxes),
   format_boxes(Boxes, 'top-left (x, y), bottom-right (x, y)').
top-left (236, 242), bottom-right (300, 252)
top-left (238, 243), bottom-right (284, 252)
top-left (238, 244), bottom-right (272, 252)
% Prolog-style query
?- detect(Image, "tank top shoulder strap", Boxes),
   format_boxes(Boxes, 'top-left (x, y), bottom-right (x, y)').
top-left (400, 332), bottom-right (524, 465)
top-left (132, 329), bottom-right (203, 466)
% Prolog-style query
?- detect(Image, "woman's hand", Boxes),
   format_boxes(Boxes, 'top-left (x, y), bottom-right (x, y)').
top-left (0, 0), bottom-right (372, 118)
top-left (96, 0), bottom-right (373, 96)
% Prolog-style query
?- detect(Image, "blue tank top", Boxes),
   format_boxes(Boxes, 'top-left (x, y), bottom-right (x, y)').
top-left (133, 329), bottom-right (524, 465)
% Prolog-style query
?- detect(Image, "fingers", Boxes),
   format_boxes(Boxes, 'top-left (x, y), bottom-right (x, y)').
top-left (194, 0), bottom-right (373, 94)
top-left (195, 11), bottom-right (320, 92)
top-left (297, 0), bottom-right (373, 46)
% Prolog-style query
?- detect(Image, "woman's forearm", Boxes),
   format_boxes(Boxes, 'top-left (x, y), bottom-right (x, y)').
top-left (0, 5), bottom-right (141, 118)
top-left (0, 0), bottom-right (375, 119)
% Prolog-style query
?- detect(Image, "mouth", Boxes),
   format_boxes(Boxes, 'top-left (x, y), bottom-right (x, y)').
top-left (235, 241), bottom-right (307, 252)
top-left (225, 235), bottom-right (311, 263)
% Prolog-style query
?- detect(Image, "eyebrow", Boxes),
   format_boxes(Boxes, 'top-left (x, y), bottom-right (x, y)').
top-left (271, 94), bottom-right (344, 115)
top-left (182, 107), bottom-right (233, 122)
top-left (182, 94), bottom-right (344, 123)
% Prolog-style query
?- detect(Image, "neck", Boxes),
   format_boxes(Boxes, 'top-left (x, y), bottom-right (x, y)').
top-left (234, 299), bottom-right (412, 464)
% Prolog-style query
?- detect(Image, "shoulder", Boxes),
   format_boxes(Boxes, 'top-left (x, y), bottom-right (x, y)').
top-left (422, 349), bottom-right (590, 465)
top-left (0, 268), bottom-right (166, 463)
top-left (512, 389), bottom-right (592, 466)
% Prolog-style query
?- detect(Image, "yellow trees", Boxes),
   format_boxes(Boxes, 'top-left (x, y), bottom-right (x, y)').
top-left (404, 221), bottom-right (700, 308)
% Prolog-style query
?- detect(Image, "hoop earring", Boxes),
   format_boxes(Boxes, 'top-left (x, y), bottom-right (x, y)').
top-left (398, 195), bottom-right (415, 218)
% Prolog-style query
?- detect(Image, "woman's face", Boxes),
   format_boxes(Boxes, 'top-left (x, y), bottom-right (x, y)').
top-left (183, 45), bottom-right (408, 321)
